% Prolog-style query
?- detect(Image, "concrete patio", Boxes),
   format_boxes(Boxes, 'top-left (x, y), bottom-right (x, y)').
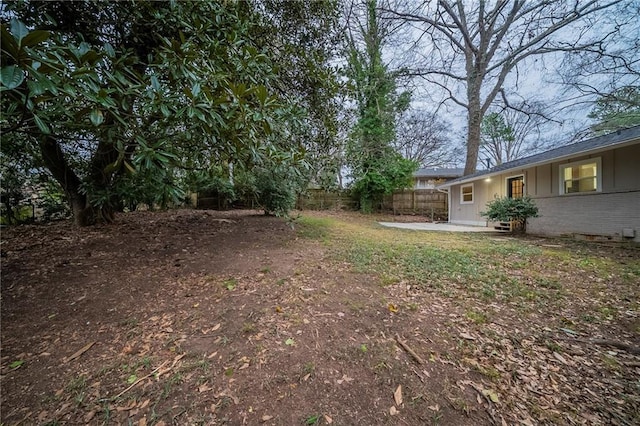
top-left (378, 222), bottom-right (502, 233)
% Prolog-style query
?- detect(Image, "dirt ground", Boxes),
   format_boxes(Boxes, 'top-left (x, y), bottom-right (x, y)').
top-left (1, 209), bottom-right (638, 425)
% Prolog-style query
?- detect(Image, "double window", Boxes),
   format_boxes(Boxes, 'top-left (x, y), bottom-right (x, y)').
top-left (560, 158), bottom-right (601, 195)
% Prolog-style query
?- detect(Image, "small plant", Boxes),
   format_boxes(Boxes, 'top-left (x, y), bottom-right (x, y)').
top-left (242, 322), bottom-right (256, 333)
top-left (304, 414), bottom-right (320, 425)
top-left (481, 196), bottom-right (539, 232)
top-left (303, 362), bottom-right (315, 375)
top-left (465, 310), bottom-right (487, 324)
top-left (223, 278), bottom-right (237, 291)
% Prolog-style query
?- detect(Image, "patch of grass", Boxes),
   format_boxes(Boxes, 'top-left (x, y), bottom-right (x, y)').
top-left (601, 354), bottom-right (621, 371)
top-left (346, 300), bottom-right (365, 312)
top-left (379, 273), bottom-right (400, 286)
top-left (544, 340), bottom-right (563, 353)
top-left (295, 216), bottom-right (334, 240)
top-left (598, 305), bottom-right (617, 320)
top-left (304, 414), bottom-right (320, 425)
top-left (260, 266), bottom-right (271, 274)
top-left (303, 362), bottom-right (315, 375)
top-left (465, 309), bottom-right (488, 324)
top-left (180, 358), bottom-right (210, 375)
top-left (119, 317), bottom-right (139, 328)
top-left (161, 372), bottom-right (183, 399)
top-left (242, 322), bottom-right (256, 333)
top-left (223, 278), bottom-right (237, 291)
top-left (65, 375), bottom-right (87, 407)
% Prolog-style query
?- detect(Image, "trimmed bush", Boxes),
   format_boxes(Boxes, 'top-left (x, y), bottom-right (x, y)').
top-left (481, 196), bottom-right (539, 232)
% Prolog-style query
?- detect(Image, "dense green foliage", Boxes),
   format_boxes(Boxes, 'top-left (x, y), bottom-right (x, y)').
top-left (481, 196), bottom-right (539, 232)
top-left (345, 0), bottom-right (416, 212)
top-left (1, 1), bottom-right (340, 224)
top-left (480, 112), bottom-right (515, 166)
top-left (588, 86), bottom-right (640, 135)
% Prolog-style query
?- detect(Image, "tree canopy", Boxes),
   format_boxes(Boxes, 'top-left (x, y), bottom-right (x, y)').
top-left (588, 86), bottom-right (640, 135)
top-left (1, 0), bottom-right (341, 224)
top-left (345, 0), bottom-right (416, 212)
top-left (382, 0), bottom-right (625, 174)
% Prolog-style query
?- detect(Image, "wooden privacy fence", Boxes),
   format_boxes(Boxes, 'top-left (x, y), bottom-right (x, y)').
top-left (195, 188), bottom-right (448, 218)
top-left (296, 188), bottom-right (448, 218)
top-left (383, 189), bottom-right (448, 219)
top-left (296, 189), bottom-right (358, 211)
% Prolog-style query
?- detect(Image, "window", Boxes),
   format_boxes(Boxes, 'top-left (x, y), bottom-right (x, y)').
top-left (507, 176), bottom-right (524, 199)
top-left (560, 158), bottom-right (601, 195)
top-left (461, 184), bottom-right (474, 204)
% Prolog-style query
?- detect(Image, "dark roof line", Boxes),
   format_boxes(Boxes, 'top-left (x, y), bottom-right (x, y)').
top-left (439, 125), bottom-right (640, 187)
top-left (414, 167), bottom-right (465, 178)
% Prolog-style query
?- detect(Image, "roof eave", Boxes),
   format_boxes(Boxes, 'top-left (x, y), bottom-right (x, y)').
top-left (436, 137), bottom-right (640, 189)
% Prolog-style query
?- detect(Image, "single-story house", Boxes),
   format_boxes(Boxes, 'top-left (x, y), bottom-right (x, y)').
top-left (437, 125), bottom-right (640, 243)
top-left (413, 168), bottom-right (464, 189)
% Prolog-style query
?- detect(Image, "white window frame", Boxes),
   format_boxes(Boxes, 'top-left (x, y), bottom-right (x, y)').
top-left (460, 183), bottom-right (474, 204)
top-left (559, 157), bottom-right (602, 195)
top-left (505, 174), bottom-right (525, 198)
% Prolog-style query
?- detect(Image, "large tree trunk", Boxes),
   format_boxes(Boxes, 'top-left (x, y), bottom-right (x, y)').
top-left (465, 86), bottom-right (483, 176)
top-left (39, 136), bottom-right (97, 226)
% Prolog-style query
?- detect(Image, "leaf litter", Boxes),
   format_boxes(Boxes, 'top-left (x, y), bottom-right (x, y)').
top-left (1, 209), bottom-right (638, 425)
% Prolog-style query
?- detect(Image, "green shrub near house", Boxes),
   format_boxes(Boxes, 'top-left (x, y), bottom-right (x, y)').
top-left (481, 196), bottom-right (539, 232)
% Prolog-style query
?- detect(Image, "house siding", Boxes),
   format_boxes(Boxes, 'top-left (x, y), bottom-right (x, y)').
top-left (527, 191), bottom-right (640, 242)
top-left (527, 144), bottom-right (640, 242)
top-left (447, 142), bottom-right (640, 241)
top-left (450, 144), bottom-right (640, 242)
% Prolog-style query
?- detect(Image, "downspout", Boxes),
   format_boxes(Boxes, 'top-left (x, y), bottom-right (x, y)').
top-left (437, 188), bottom-right (450, 223)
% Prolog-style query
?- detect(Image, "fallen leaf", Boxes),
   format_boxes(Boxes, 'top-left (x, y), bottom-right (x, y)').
top-left (261, 415), bottom-right (273, 422)
top-left (427, 404), bottom-right (440, 412)
top-left (482, 389), bottom-right (500, 403)
top-left (336, 374), bottom-right (354, 385)
top-left (460, 332), bottom-right (475, 340)
top-left (84, 410), bottom-right (96, 422)
top-left (553, 352), bottom-right (568, 365)
top-left (138, 417), bottom-right (147, 426)
top-left (394, 385), bottom-right (403, 406)
top-left (388, 303), bottom-right (398, 313)
top-left (198, 384), bottom-right (211, 393)
top-left (64, 341), bottom-right (95, 363)
top-left (389, 406), bottom-right (398, 416)
top-left (211, 323), bottom-right (221, 331)
top-left (285, 338), bottom-right (295, 346)
top-left (324, 414), bottom-right (333, 424)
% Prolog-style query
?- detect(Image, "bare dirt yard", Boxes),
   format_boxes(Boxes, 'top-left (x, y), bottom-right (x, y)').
top-left (1, 209), bottom-right (639, 425)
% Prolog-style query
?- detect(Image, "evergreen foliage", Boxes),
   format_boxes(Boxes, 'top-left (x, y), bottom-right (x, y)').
top-left (345, 0), bottom-right (416, 212)
top-left (481, 196), bottom-right (539, 232)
